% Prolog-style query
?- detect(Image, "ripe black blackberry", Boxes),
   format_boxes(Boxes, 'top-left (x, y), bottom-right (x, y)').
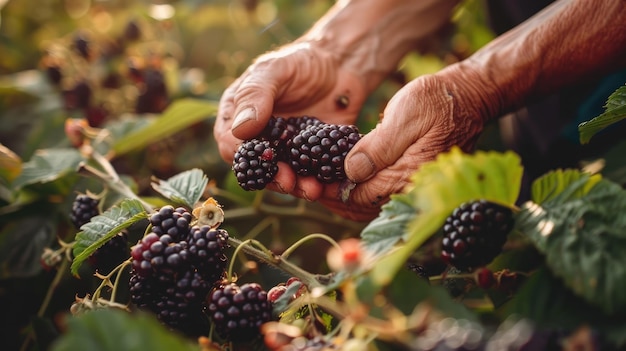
top-left (440, 200), bottom-right (514, 271)
top-left (259, 116), bottom-right (297, 152)
top-left (207, 282), bottom-right (272, 342)
top-left (88, 231), bottom-right (129, 274)
top-left (135, 68), bottom-right (168, 114)
top-left (149, 205), bottom-right (193, 242)
top-left (188, 225), bottom-right (229, 282)
top-left (129, 273), bottom-right (160, 310)
top-left (232, 139), bottom-right (279, 191)
top-left (129, 268), bottom-right (211, 337)
top-left (288, 123), bottom-right (361, 183)
top-left (70, 194), bottom-right (100, 229)
top-left (157, 269), bottom-right (213, 335)
top-left (286, 115), bottom-right (323, 131)
top-left (64, 80), bottom-right (92, 110)
top-left (130, 232), bottom-right (190, 282)
top-left (73, 32), bottom-right (90, 59)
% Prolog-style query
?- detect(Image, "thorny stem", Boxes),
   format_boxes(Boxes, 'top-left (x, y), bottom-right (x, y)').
top-left (91, 259), bottom-right (131, 303)
top-left (110, 260), bottom-right (130, 303)
top-left (228, 237), bottom-right (324, 289)
top-left (281, 233), bottom-right (342, 260)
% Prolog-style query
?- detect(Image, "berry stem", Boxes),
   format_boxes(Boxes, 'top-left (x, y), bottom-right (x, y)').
top-left (228, 237), bottom-right (324, 289)
top-left (80, 161), bottom-right (153, 212)
top-left (92, 258), bottom-right (131, 303)
top-left (281, 233), bottom-right (342, 260)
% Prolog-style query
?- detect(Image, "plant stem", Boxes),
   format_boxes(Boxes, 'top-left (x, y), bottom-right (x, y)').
top-left (81, 163), bottom-right (153, 212)
top-left (281, 233), bottom-right (341, 260)
top-left (228, 237), bottom-right (324, 289)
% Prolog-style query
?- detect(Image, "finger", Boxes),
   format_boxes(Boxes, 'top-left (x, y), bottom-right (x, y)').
top-left (344, 78), bottom-right (449, 183)
top-left (265, 163), bottom-right (296, 194)
top-left (215, 78), bottom-right (244, 163)
top-left (230, 57), bottom-right (297, 140)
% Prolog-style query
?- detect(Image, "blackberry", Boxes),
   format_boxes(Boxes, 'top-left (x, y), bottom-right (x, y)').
top-left (149, 205), bottom-right (193, 242)
top-left (440, 200), bottom-right (514, 271)
top-left (45, 65), bottom-right (62, 86)
top-left (286, 115), bottom-right (323, 131)
top-left (70, 194), bottom-right (100, 229)
top-left (63, 80), bottom-right (92, 110)
top-left (73, 32), bottom-right (90, 59)
top-left (288, 123), bottom-right (361, 183)
top-left (88, 231), bottom-right (129, 274)
top-left (232, 139), bottom-right (279, 191)
top-left (135, 68), bottom-right (168, 114)
top-left (129, 269), bottom-right (211, 337)
top-left (188, 225), bottom-right (230, 282)
top-left (130, 232), bottom-right (190, 281)
top-left (207, 282), bottom-right (272, 342)
top-left (157, 269), bottom-right (212, 335)
top-left (259, 116), bottom-right (298, 152)
top-left (129, 273), bottom-right (159, 310)
top-left (123, 20), bottom-right (141, 42)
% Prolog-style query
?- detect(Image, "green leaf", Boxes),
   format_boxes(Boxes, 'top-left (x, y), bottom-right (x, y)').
top-left (11, 148), bottom-right (83, 190)
top-left (531, 169), bottom-right (601, 204)
top-left (0, 143), bottom-right (22, 185)
top-left (503, 267), bottom-right (626, 348)
top-left (0, 213), bottom-right (55, 278)
top-left (365, 147), bottom-right (523, 290)
top-left (578, 84), bottom-right (626, 144)
top-left (51, 309), bottom-right (199, 351)
top-left (71, 199), bottom-right (148, 277)
top-left (111, 98), bottom-right (217, 156)
top-left (360, 193), bottom-right (415, 256)
top-left (386, 267), bottom-right (478, 321)
top-left (151, 168), bottom-right (208, 208)
top-left (517, 177), bottom-right (626, 314)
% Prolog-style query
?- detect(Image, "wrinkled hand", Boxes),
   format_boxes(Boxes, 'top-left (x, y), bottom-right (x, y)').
top-left (214, 41), bottom-right (369, 199)
top-left (320, 68), bottom-right (490, 221)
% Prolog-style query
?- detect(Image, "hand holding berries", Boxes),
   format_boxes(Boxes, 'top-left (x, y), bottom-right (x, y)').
top-left (232, 115), bottom-right (361, 190)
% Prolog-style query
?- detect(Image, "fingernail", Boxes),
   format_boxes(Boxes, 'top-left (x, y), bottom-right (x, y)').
top-left (346, 152), bottom-right (375, 183)
top-left (232, 107), bottom-right (256, 131)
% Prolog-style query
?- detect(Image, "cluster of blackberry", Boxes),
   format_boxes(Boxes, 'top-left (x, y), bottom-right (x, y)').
top-left (128, 205), bottom-right (230, 336)
top-left (440, 200), bottom-right (514, 271)
top-left (232, 115), bottom-right (361, 190)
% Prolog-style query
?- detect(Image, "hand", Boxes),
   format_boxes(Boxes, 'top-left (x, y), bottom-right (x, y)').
top-left (318, 67), bottom-right (490, 221)
top-left (214, 41), bottom-right (370, 199)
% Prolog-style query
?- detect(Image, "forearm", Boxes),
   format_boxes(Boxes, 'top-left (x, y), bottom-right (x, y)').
top-left (447, 0), bottom-right (626, 122)
top-left (297, 0), bottom-right (459, 92)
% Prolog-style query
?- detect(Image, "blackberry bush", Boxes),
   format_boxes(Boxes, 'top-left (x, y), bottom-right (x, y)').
top-left (70, 194), bottom-right (100, 229)
top-left (232, 139), bottom-right (279, 191)
top-left (440, 200), bottom-right (514, 271)
top-left (207, 282), bottom-right (272, 342)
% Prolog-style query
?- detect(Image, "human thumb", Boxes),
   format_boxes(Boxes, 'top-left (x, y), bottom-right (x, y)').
top-left (230, 80), bottom-right (277, 141)
top-left (344, 86), bottom-right (422, 183)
